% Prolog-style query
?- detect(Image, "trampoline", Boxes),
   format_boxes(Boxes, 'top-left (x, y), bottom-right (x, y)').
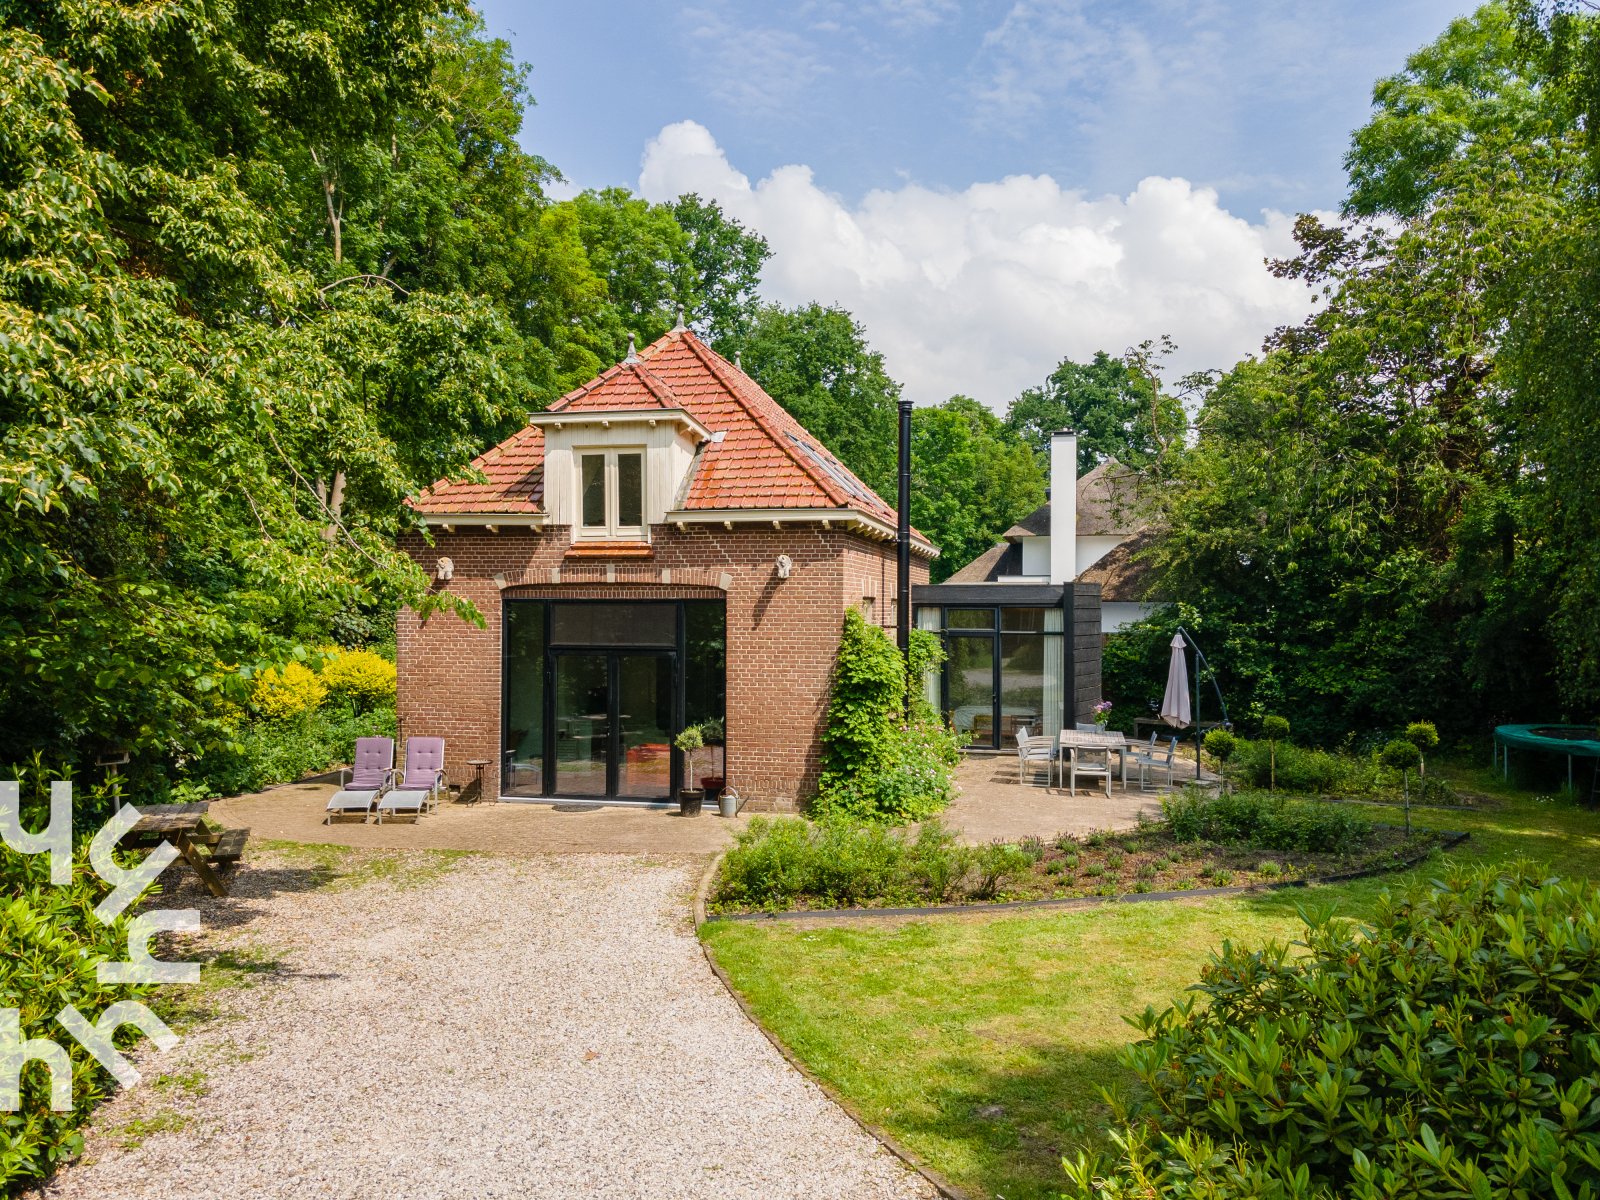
top-left (1494, 724), bottom-right (1600, 796)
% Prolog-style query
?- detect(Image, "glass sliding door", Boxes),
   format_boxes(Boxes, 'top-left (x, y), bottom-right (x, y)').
top-left (553, 653), bottom-right (610, 797)
top-left (616, 654), bottom-right (673, 799)
top-left (502, 599), bottom-right (725, 803)
top-left (948, 636), bottom-right (997, 748)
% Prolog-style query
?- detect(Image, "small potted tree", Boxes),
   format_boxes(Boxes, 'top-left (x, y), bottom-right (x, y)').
top-left (675, 724), bottom-right (707, 816)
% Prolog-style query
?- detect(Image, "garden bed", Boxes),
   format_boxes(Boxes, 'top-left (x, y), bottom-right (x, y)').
top-left (707, 791), bottom-right (1458, 917)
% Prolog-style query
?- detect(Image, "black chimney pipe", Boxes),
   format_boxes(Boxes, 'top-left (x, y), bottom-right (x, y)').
top-left (896, 399), bottom-right (913, 665)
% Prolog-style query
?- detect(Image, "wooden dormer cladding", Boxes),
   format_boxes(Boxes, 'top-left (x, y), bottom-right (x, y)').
top-left (530, 409), bottom-right (709, 537)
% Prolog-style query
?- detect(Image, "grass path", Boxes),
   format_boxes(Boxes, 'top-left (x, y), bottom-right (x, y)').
top-left (701, 766), bottom-right (1600, 1200)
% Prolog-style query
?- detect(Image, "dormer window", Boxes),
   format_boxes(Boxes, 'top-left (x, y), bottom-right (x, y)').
top-left (578, 449), bottom-right (645, 539)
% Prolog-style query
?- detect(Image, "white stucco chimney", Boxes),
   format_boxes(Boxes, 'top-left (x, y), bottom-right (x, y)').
top-left (1049, 429), bottom-right (1078, 585)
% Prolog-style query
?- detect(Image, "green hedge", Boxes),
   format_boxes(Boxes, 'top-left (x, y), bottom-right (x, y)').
top-left (186, 702), bottom-right (396, 798)
top-left (710, 817), bottom-right (1032, 911)
top-left (1068, 863), bottom-right (1600, 1199)
top-left (1161, 788), bottom-right (1372, 854)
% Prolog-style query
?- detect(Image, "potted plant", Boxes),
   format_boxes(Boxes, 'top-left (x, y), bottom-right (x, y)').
top-left (675, 723), bottom-right (706, 816)
top-left (1091, 700), bottom-right (1113, 732)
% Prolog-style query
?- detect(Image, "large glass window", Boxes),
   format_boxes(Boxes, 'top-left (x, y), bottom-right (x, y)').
top-left (503, 602), bottom-right (546, 797)
top-left (502, 600), bottom-right (725, 801)
top-left (922, 604), bottom-right (1067, 745)
top-left (577, 448), bottom-right (645, 538)
top-left (551, 603), bottom-right (674, 647)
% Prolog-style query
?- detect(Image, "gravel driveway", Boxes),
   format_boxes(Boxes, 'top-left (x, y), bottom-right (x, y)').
top-left (36, 849), bottom-right (934, 1200)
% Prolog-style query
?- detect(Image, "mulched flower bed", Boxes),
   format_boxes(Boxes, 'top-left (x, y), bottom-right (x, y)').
top-left (995, 823), bottom-right (1451, 901)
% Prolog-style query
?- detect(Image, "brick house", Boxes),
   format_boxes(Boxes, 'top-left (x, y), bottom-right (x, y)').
top-left (398, 326), bottom-right (935, 811)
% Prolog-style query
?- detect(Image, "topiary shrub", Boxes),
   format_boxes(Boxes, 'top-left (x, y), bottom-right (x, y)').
top-left (250, 661), bottom-right (326, 721)
top-left (319, 646), bottom-right (396, 714)
top-left (1066, 863), bottom-right (1600, 1200)
top-left (1202, 728), bottom-right (1237, 788)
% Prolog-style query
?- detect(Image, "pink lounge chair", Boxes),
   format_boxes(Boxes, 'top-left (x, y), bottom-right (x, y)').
top-left (325, 737), bottom-right (394, 823)
top-left (375, 738), bottom-right (446, 823)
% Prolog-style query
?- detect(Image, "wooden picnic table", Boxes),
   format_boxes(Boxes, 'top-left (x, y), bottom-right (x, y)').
top-left (123, 802), bottom-right (247, 898)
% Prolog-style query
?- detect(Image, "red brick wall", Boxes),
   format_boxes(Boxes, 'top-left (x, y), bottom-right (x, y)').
top-left (397, 522), bottom-right (924, 811)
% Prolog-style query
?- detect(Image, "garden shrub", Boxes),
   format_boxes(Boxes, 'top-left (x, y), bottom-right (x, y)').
top-left (1162, 788), bottom-right (1371, 854)
top-left (188, 705), bottom-right (397, 797)
top-left (970, 842), bottom-right (1033, 899)
top-left (1, 769), bottom-right (156, 1189)
top-left (1067, 863), bottom-right (1600, 1200)
top-left (318, 647), bottom-right (396, 714)
top-left (249, 661), bottom-right (326, 721)
top-left (1228, 737), bottom-right (1348, 793)
top-left (815, 610), bottom-right (959, 822)
top-left (712, 817), bottom-right (1001, 910)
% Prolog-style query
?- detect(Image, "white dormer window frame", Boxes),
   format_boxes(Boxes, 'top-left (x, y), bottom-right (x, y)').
top-left (576, 446), bottom-right (647, 540)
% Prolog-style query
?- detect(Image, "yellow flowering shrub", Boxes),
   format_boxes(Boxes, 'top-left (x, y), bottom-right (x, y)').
top-left (319, 646), bottom-right (397, 713)
top-left (251, 661), bottom-right (327, 720)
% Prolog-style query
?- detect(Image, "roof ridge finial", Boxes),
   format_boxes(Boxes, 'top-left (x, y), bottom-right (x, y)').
top-left (734, 349), bottom-right (743, 371)
top-left (623, 333), bottom-right (640, 364)
top-left (672, 307), bottom-right (687, 333)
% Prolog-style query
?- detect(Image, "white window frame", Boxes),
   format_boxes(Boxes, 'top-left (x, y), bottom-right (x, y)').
top-left (575, 447), bottom-right (647, 540)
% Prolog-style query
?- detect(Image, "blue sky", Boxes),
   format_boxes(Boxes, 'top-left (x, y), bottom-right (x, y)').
top-left (478, 0), bottom-right (1469, 217)
top-left (471, 0), bottom-right (1476, 405)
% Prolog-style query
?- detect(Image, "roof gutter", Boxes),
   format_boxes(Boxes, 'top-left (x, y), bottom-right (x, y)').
top-left (663, 507), bottom-right (939, 558)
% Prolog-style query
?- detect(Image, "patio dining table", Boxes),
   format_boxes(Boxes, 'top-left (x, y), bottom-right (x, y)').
top-left (1056, 729), bottom-right (1143, 789)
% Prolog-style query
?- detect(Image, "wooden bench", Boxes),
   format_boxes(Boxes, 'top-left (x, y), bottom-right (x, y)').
top-left (209, 827), bottom-right (250, 866)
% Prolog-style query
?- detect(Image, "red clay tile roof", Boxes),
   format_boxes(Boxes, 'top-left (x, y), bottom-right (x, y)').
top-left (410, 330), bottom-right (914, 538)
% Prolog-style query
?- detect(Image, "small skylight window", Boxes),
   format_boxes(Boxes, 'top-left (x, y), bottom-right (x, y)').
top-left (786, 433), bottom-right (872, 501)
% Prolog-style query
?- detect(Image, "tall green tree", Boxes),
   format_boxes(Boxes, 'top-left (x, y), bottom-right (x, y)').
top-left (0, 3), bottom-right (508, 778)
top-left (912, 397), bottom-right (1046, 580)
top-left (1004, 349), bottom-right (1186, 472)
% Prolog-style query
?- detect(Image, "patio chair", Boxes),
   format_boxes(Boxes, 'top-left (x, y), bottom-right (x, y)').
top-left (375, 737), bottom-right (447, 823)
top-left (1061, 743), bottom-right (1112, 798)
top-left (325, 737), bottom-right (394, 823)
top-left (1130, 736), bottom-right (1180, 791)
top-left (1015, 732), bottom-right (1054, 787)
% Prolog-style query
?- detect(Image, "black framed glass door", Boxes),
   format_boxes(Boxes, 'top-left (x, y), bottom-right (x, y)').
top-left (553, 651), bottom-right (674, 800)
top-left (502, 599), bottom-right (726, 804)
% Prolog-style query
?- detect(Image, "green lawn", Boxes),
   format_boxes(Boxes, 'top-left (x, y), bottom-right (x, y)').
top-left (700, 769), bottom-right (1600, 1200)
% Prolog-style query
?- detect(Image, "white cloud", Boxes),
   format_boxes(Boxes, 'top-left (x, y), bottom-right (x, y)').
top-left (639, 120), bottom-right (1321, 408)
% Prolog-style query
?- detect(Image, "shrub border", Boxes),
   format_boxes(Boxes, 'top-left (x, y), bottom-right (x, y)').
top-left (692, 856), bottom-right (975, 1200)
top-left (702, 827), bottom-right (1470, 925)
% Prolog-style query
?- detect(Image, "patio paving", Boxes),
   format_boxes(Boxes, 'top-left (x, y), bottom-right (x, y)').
top-left (209, 781), bottom-right (748, 858)
top-left (942, 750), bottom-right (1211, 844)
top-left (210, 744), bottom-right (1216, 859)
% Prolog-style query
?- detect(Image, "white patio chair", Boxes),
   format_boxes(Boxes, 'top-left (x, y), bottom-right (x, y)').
top-left (1130, 736), bottom-right (1180, 791)
top-left (1015, 732), bottom-right (1054, 787)
top-left (1061, 742), bottom-right (1112, 797)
